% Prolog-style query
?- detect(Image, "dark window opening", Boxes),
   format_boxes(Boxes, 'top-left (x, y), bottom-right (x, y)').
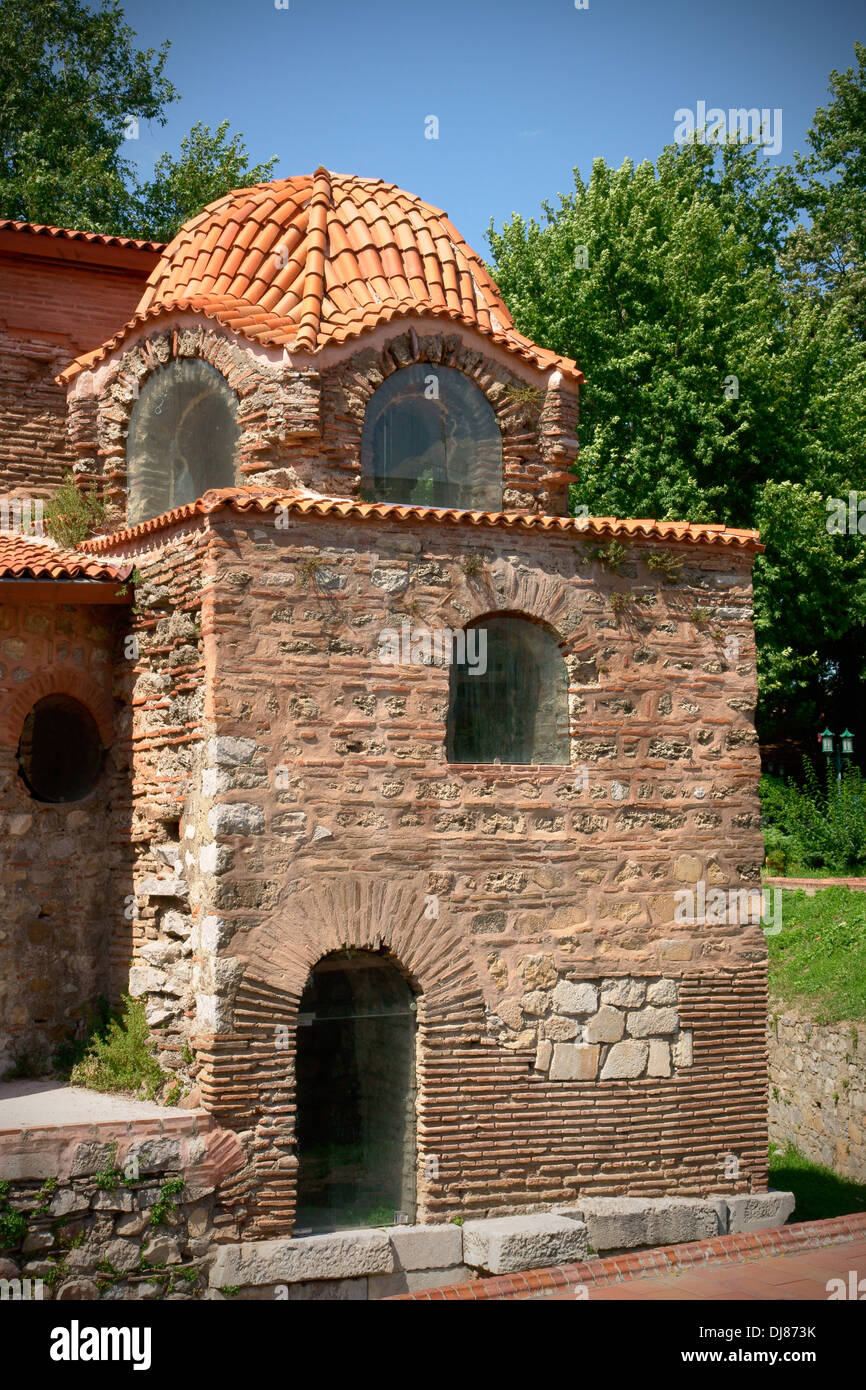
top-left (447, 615), bottom-right (569, 765)
top-left (361, 363), bottom-right (502, 510)
top-left (126, 358), bottom-right (239, 525)
top-left (295, 951), bottom-right (417, 1234)
top-left (17, 695), bottom-right (104, 803)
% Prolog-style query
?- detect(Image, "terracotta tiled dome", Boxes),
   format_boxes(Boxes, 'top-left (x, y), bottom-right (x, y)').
top-left (61, 169), bottom-right (582, 381)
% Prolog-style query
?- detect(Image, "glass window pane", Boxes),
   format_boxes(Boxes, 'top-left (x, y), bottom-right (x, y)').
top-left (448, 616), bottom-right (569, 765)
top-left (126, 359), bottom-right (239, 525)
top-left (295, 954), bottom-right (417, 1234)
top-left (361, 364), bottom-right (502, 510)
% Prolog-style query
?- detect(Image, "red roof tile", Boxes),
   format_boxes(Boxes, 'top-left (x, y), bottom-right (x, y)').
top-left (59, 170), bottom-right (584, 384)
top-left (78, 486), bottom-right (762, 554)
top-left (0, 219), bottom-right (164, 253)
top-left (0, 533), bottom-right (131, 581)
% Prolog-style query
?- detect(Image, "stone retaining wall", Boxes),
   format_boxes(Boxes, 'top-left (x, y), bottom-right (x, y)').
top-left (768, 1004), bottom-right (866, 1182)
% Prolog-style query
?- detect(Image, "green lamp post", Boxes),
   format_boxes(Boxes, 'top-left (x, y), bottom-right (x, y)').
top-left (819, 727), bottom-right (854, 781)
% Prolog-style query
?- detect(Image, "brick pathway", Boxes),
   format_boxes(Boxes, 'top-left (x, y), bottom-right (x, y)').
top-left (394, 1213), bottom-right (866, 1300)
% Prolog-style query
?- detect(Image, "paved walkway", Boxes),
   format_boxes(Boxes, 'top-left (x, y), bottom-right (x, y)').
top-left (546, 1238), bottom-right (866, 1300)
top-left (396, 1214), bottom-right (866, 1301)
top-left (0, 1080), bottom-right (195, 1129)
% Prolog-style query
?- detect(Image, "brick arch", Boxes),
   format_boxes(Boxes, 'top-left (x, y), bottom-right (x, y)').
top-left (448, 556), bottom-right (587, 651)
top-left (0, 669), bottom-right (115, 749)
top-left (196, 873), bottom-right (486, 1236)
top-left (71, 325), bottom-right (286, 511)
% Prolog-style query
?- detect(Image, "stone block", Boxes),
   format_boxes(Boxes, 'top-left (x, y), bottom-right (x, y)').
top-left (626, 1006), bottom-right (678, 1037)
top-left (369, 1266), bottom-right (470, 1298)
top-left (385, 1223), bottom-right (463, 1271)
top-left (463, 1214), bottom-right (588, 1274)
top-left (645, 1199), bottom-right (722, 1246)
top-left (208, 802), bottom-right (265, 837)
top-left (600, 1040), bottom-right (648, 1079)
top-left (647, 1039), bottom-right (672, 1076)
top-left (534, 1039), bottom-right (553, 1073)
top-left (209, 1230), bottom-right (394, 1287)
top-left (549, 1043), bottom-right (599, 1080)
top-left (579, 1198), bottom-right (648, 1250)
top-left (646, 978), bottom-right (678, 1005)
top-left (585, 1006), bottom-right (624, 1043)
top-left (725, 1191), bottom-right (796, 1233)
top-left (673, 1031), bottom-right (694, 1066)
top-left (552, 980), bottom-right (598, 1016)
top-left (601, 977), bottom-right (646, 1009)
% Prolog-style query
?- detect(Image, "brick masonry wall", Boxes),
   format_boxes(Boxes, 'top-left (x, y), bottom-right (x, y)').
top-left (0, 600), bottom-right (130, 1073)
top-left (97, 503), bottom-right (767, 1236)
top-left (768, 1005), bottom-right (866, 1182)
top-left (0, 245), bottom-right (153, 497)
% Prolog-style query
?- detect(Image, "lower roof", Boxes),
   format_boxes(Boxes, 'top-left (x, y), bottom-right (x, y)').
top-left (78, 486), bottom-right (762, 555)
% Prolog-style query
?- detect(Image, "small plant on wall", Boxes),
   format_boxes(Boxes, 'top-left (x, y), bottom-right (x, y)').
top-left (43, 472), bottom-right (108, 549)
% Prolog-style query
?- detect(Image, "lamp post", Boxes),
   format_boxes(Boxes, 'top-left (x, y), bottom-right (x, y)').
top-left (819, 727), bottom-right (854, 782)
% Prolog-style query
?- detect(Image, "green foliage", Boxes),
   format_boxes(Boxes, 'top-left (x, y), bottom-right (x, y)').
top-left (43, 473), bottom-right (107, 549)
top-left (769, 1142), bottom-right (866, 1221)
top-left (767, 886), bottom-right (866, 1023)
top-left (124, 120), bottom-right (277, 244)
top-left (0, 4), bottom-right (275, 241)
top-left (53, 993), bottom-right (115, 1076)
top-left (70, 995), bottom-right (166, 1099)
top-left (461, 553), bottom-right (483, 577)
top-left (645, 550), bottom-right (685, 583)
top-left (148, 1176), bottom-right (185, 1228)
top-left (779, 41), bottom-right (866, 338)
top-left (0, 1188), bottom-right (28, 1250)
top-left (588, 541), bottom-right (627, 572)
top-left (761, 765), bottom-right (866, 872)
top-left (487, 73), bottom-right (866, 737)
top-left (2, 1045), bottom-right (49, 1080)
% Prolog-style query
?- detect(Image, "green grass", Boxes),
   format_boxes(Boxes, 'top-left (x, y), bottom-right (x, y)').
top-left (769, 1142), bottom-right (866, 1222)
top-left (768, 887), bottom-right (866, 1023)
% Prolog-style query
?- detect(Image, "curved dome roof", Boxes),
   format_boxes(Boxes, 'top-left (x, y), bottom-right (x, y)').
top-left (61, 169), bottom-right (582, 382)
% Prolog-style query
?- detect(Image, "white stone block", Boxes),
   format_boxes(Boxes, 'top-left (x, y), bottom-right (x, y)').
top-left (463, 1214), bottom-right (588, 1274)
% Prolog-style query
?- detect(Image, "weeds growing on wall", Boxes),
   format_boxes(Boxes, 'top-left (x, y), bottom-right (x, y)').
top-left (70, 995), bottom-right (166, 1099)
top-left (43, 472), bottom-right (107, 549)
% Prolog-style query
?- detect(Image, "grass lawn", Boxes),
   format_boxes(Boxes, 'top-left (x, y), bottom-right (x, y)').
top-left (769, 1142), bottom-right (866, 1222)
top-left (769, 887), bottom-right (866, 1024)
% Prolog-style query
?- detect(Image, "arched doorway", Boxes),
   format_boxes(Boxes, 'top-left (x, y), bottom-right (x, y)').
top-left (295, 950), bottom-right (418, 1234)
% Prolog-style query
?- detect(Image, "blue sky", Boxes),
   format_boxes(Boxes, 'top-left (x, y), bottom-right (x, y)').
top-left (121, 0), bottom-right (863, 252)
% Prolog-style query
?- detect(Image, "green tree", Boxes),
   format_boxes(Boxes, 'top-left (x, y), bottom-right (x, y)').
top-left (0, 1), bottom-right (278, 241)
top-left (781, 41), bottom-right (866, 337)
top-left (487, 136), bottom-right (866, 740)
top-left (126, 121), bottom-right (278, 244)
top-left (0, 0), bottom-right (176, 230)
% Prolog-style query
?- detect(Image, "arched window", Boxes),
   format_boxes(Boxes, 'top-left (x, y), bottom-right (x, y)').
top-left (126, 359), bottom-right (239, 525)
top-left (361, 364), bottom-right (502, 510)
top-left (17, 695), bottom-right (104, 802)
top-left (295, 951), bottom-right (417, 1233)
top-left (447, 615), bottom-right (569, 765)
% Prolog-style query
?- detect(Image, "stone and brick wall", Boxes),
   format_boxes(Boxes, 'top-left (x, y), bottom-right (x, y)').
top-left (0, 599), bottom-right (130, 1074)
top-left (66, 321), bottom-right (578, 522)
top-left (88, 499), bottom-right (766, 1236)
top-left (768, 1005), bottom-right (866, 1182)
top-left (0, 229), bottom-right (157, 498)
